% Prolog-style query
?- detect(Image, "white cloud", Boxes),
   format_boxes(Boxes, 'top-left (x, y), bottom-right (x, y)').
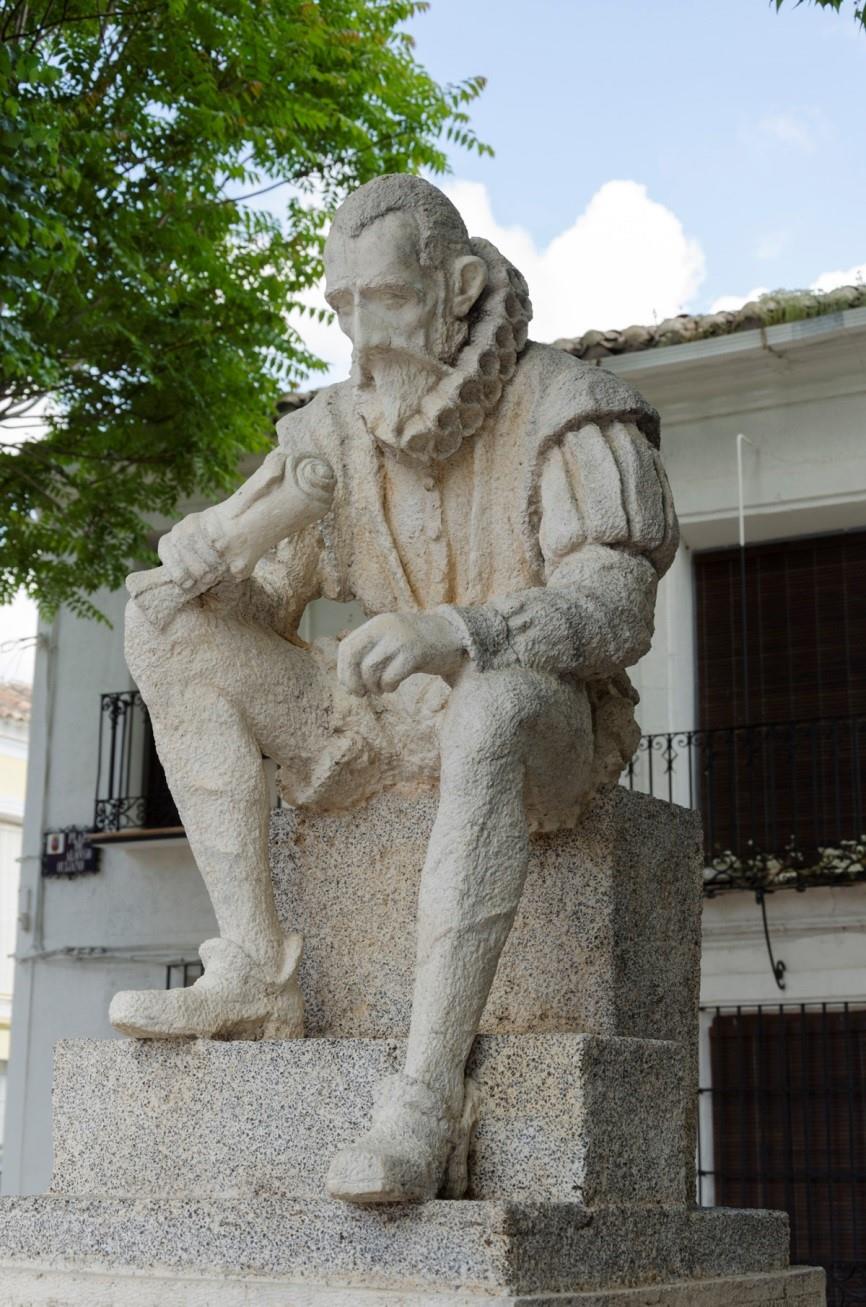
top-left (444, 179), bottom-right (706, 341)
top-left (709, 287), bottom-right (769, 313)
top-left (289, 178), bottom-right (707, 381)
top-left (810, 261), bottom-right (866, 292)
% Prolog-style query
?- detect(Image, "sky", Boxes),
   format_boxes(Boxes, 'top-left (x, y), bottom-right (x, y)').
top-left (5, 0), bottom-right (865, 681)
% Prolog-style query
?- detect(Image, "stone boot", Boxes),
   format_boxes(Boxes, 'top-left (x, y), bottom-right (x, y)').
top-left (109, 935), bottom-right (304, 1040)
top-left (326, 1073), bottom-right (480, 1204)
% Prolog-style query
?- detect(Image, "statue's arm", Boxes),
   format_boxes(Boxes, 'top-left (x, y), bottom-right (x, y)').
top-left (156, 445), bottom-right (335, 596)
top-left (128, 432), bottom-right (335, 631)
top-left (436, 421), bottom-right (679, 679)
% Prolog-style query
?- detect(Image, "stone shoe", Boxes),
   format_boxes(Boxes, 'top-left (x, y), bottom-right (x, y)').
top-left (326, 1073), bottom-right (481, 1204)
top-left (109, 935), bottom-right (304, 1040)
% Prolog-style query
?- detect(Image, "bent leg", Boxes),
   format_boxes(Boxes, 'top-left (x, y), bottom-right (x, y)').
top-left (327, 664), bottom-right (593, 1201)
top-left (404, 665), bottom-right (593, 1113)
top-left (127, 593), bottom-right (338, 967)
top-left (113, 592), bottom-right (340, 1038)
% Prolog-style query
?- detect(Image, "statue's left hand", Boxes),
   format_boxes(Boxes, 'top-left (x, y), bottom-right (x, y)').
top-left (337, 613), bottom-right (467, 697)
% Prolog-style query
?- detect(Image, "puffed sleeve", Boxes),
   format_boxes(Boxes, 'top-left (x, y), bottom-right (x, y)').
top-left (437, 421), bottom-right (679, 678)
top-left (538, 421), bottom-right (678, 576)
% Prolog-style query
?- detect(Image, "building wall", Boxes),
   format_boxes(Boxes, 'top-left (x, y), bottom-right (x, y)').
top-left (620, 312), bottom-right (866, 735)
top-left (4, 313), bottom-right (866, 1196)
top-left (0, 713), bottom-right (28, 1185)
top-left (3, 593), bottom-right (212, 1195)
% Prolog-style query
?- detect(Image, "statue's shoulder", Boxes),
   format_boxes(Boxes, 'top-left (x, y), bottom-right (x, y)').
top-left (515, 341), bottom-right (660, 450)
top-left (274, 380), bottom-right (354, 458)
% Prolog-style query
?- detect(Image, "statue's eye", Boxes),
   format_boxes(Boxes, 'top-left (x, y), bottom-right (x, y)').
top-left (379, 289), bottom-right (412, 309)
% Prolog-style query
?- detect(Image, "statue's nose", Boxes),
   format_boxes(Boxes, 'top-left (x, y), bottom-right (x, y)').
top-left (352, 302), bottom-right (388, 352)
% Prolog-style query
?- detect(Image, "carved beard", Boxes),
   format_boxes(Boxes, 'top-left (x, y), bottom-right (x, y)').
top-left (355, 238), bottom-right (533, 465)
top-left (353, 346), bottom-right (454, 454)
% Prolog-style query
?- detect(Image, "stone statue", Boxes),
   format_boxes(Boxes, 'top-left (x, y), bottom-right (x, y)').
top-left (111, 174), bottom-right (678, 1206)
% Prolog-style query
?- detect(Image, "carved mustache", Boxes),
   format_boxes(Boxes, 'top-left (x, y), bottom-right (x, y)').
top-left (352, 344), bottom-right (450, 389)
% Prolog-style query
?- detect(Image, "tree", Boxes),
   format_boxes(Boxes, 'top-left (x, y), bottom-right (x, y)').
top-left (773, 0), bottom-right (865, 32)
top-left (0, 0), bottom-right (489, 618)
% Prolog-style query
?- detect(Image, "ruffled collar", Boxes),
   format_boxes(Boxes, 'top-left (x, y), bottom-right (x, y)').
top-left (363, 238), bottom-right (533, 466)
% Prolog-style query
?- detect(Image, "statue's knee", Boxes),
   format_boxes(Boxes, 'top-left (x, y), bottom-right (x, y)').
top-left (123, 594), bottom-right (203, 687)
top-left (443, 668), bottom-right (541, 759)
top-left (124, 596), bottom-right (155, 678)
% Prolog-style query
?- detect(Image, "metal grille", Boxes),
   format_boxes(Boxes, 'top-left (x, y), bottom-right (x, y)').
top-left (165, 961), bottom-right (204, 989)
top-left (94, 690), bottom-right (180, 832)
top-left (699, 1002), bottom-right (866, 1306)
top-left (626, 717), bottom-right (866, 894)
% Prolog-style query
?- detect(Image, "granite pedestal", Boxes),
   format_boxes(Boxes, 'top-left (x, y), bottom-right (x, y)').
top-left (0, 790), bottom-right (825, 1304)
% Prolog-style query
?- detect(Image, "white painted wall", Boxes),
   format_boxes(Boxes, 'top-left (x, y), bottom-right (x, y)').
top-left (3, 594), bottom-right (213, 1194)
top-left (620, 309), bottom-right (866, 736)
top-left (4, 312), bottom-right (866, 1195)
top-left (701, 883), bottom-right (866, 1008)
top-left (0, 710), bottom-right (29, 1185)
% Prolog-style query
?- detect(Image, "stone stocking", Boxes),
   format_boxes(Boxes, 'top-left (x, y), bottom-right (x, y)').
top-left (403, 665), bottom-right (593, 1115)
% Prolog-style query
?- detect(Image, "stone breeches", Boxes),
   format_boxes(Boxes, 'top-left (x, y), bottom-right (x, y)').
top-left (125, 591), bottom-right (636, 830)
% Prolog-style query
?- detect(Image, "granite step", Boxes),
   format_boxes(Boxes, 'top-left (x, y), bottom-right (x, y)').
top-left (0, 1197), bottom-right (790, 1297)
top-left (50, 1033), bottom-right (686, 1207)
top-left (0, 1263), bottom-right (827, 1307)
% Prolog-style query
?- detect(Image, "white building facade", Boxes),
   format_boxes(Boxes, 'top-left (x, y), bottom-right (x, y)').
top-left (0, 684), bottom-right (29, 1184)
top-left (5, 301), bottom-right (865, 1298)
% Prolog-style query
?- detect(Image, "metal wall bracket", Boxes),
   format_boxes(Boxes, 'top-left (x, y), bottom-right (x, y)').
top-left (755, 888), bottom-right (786, 990)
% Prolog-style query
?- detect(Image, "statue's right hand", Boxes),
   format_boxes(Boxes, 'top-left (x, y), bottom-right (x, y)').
top-left (157, 510), bottom-right (227, 596)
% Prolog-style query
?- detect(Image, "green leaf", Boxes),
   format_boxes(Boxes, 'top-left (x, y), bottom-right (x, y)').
top-left (0, 0), bottom-right (490, 617)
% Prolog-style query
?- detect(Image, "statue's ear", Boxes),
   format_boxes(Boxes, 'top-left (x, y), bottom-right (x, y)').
top-left (451, 254), bottom-right (487, 318)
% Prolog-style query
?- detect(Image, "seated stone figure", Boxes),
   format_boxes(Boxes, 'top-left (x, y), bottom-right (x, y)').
top-left (111, 174), bottom-right (678, 1206)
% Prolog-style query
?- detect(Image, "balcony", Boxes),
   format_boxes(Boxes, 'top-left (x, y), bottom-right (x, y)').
top-left (627, 714), bottom-right (866, 895)
top-left (93, 692), bottom-right (866, 893)
top-left (93, 690), bottom-right (180, 838)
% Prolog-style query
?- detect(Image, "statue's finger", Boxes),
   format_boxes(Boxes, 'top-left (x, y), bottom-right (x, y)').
top-left (359, 646), bottom-right (395, 694)
top-left (379, 653), bottom-right (413, 694)
top-left (337, 640), bottom-right (368, 697)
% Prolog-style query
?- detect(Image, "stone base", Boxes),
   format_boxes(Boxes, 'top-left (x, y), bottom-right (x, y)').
top-left (0, 1198), bottom-right (794, 1298)
top-left (268, 786), bottom-right (703, 1199)
top-left (269, 787), bottom-right (704, 1045)
top-left (51, 1034), bottom-right (686, 1207)
top-left (0, 1262), bottom-right (827, 1306)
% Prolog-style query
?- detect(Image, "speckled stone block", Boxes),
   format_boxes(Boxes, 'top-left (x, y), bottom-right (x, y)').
top-left (270, 786), bottom-right (702, 1045)
top-left (51, 1033), bottom-right (686, 1207)
top-left (269, 785), bottom-right (703, 1197)
top-left (0, 1264), bottom-right (827, 1305)
top-left (0, 1198), bottom-right (793, 1297)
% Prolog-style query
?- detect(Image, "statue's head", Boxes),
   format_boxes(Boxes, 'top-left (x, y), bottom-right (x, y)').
top-left (325, 175), bottom-right (532, 463)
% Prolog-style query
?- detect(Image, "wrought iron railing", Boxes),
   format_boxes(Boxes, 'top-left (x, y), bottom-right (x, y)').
top-left (699, 1001), bottom-right (866, 1307)
top-left (94, 690), bottom-right (180, 833)
top-left (94, 694), bottom-right (866, 894)
top-left (165, 960), bottom-right (204, 989)
top-left (626, 715), bottom-right (866, 895)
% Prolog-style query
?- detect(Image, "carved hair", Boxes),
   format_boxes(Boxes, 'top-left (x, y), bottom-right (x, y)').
top-left (328, 174), bottom-right (471, 270)
top-left (396, 237), bottom-right (533, 463)
top-left (333, 175), bottom-right (534, 463)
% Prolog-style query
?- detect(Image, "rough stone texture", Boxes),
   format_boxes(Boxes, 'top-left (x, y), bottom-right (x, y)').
top-left (0, 1265), bottom-right (827, 1306)
top-left (110, 173), bottom-right (686, 1203)
top-left (0, 176), bottom-right (819, 1304)
top-left (0, 1198), bottom-right (790, 1296)
top-left (51, 1033), bottom-right (686, 1207)
top-left (271, 785), bottom-right (703, 1198)
top-left (270, 787), bottom-right (702, 1043)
